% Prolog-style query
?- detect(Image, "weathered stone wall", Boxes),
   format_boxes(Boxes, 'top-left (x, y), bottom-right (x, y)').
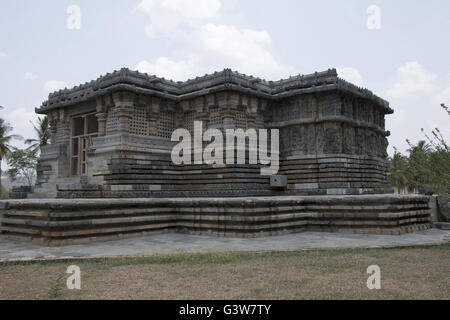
top-left (272, 91), bottom-right (392, 196)
top-left (52, 89), bottom-right (392, 198)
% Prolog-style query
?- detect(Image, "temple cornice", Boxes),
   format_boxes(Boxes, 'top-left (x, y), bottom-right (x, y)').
top-left (36, 68), bottom-right (393, 115)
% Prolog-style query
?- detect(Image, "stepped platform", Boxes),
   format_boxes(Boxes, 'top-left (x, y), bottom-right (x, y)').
top-left (0, 195), bottom-right (431, 246)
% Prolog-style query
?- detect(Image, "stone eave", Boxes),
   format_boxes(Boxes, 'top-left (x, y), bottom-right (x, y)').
top-left (36, 68), bottom-right (392, 115)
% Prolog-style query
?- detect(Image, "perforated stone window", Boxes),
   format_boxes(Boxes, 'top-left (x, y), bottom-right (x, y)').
top-left (209, 106), bottom-right (222, 129)
top-left (183, 110), bottom-right (195, 133)
top-left (130, 106), bottom-right (149, 136)
top-left (158, 111), bottom-right (175, 138)
top-left (106, 109), bottom-right (119, 133)
top-left (235, 107), bottom-right (247, 129)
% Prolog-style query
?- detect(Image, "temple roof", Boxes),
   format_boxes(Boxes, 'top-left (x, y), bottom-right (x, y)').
top-left (36, 68), bottom-right (393, 114)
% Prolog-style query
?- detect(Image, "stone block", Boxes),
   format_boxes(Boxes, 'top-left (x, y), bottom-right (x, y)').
top-left (437, 196), bottom-right (450, 222)
top-left (295, 183), bottom-right (319, 190)
top-left (327, 189), bottom-right (347, 195)
top-left (270, 175), bottom-right (287, 188)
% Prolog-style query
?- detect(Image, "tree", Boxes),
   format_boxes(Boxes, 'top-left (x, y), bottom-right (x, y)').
top-left (389, 149), bottom-right (414, 193)
top-left (391, 104), bottom-right (449, 195)
top-left (6, 148), bottom-right (38, 187)
top-left (0, 117), bottom-right (21, 194)
top-left (407, 140), bottom-right (432, 157)
top-left (25, 116), bottom-right (50, 153)
top-left (406, 140), bottom-right (431, 190)
top-left (416, 105), bottom-right (450, 195)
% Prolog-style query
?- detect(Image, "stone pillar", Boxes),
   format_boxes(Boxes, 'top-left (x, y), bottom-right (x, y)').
top-left (179, 100), bottom-right (190, 130)
top-left (216, 92), bottom-right (229, 130)
top-left (261, 100), bottom-right (273, 124)
top-left (95, 97), bottom-right (107, 136)
top-left (49, 111), bottom-right (58, 144)
top-left (59, 120), bottom-right (71, 145)
top-left (218, 91), bottom-right (239, 130)
top-left (205, 94), bottom-right (216, 128)
top-left (96, 113), bottom-right (107, 136)
top-left (246, 96), bottom-right (256, 129)
top-left (112, 92), bottom-right (135, 134)
top-left (195, 96), bottom-right (209, 128)
top-left (148, 97), bottom-right (160, 136)
top-left (117, 107), bottom-right (132, 133)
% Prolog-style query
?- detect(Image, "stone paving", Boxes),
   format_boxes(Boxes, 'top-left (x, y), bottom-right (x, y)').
top-left (0, 229), bottom-right (449, 263)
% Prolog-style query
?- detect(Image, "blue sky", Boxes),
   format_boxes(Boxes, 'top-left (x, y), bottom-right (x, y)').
top-left (0, 0), bottom-right (449, 156)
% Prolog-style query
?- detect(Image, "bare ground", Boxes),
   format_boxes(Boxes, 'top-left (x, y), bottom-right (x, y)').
top-left (0, 244), bottom-right (449, 300)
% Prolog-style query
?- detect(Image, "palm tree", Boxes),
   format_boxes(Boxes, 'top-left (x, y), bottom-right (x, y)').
top-left (25, 116), bottom-right (50, 154)
top-left (407, 140), bottom-right (432, 157)
top-left (0, 117), bottom-right (21, 194)
top-left (389, 151), bottom-right (414, 193)
top-left (406, 140), bottom-right (432, 190)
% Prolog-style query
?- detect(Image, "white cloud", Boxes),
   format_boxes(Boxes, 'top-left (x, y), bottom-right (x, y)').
top-left (0, 52), bottom-right (6, 57)
top-left (9, 107), bottom-right (38, 129)
top-left (44, 81), bottom-right (68, 95)
top-left (136, 0), bottom-right (221, 37)
top-left (387, 62), bottom-right (437, 99)
top-left (135, 23), bottom-right (288, 80)
top-left (136, 57), bottom-right (199, 81)
top-left (337, 67), bottom-right (363, 86)
top-left (135, 0), bottom-right (287, 80)
top-left (136, 0), bottom-right (154, 14)
top-left (200, 24), bottom-right (285, 76)
top-left (0, 107), bottom-right (38, 148)
top-left (24, 72), bottom-right (37, 80)
top-left (434, 85), bottom-right (450, 106)
top-left (159, 0), bottom-right (220, 19)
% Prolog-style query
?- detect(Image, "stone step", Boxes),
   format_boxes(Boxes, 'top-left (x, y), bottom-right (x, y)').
top-left (0, 195), bottom-right (432, 246)
top-left (433, 222), bottom-right (450, 230)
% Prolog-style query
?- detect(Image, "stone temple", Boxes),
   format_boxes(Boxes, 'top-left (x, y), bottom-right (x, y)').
top-left (0, 68), bottom-right (432, 245)
top-left (33, 68), bottom-right (393, 198)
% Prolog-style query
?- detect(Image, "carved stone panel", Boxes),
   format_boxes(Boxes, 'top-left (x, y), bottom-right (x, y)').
top-left (342, 125), bottom-right (355, 155)
top-left (323, 123), bottom-right (341, 154)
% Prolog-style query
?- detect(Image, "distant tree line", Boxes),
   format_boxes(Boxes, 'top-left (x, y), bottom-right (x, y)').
top-left (0, 110), bottom-right (49, 198)
top-left (389, 104), bottom-right (449, 196)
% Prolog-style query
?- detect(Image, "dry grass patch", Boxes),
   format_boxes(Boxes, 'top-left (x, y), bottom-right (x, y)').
top-left (0, 244), bottom-right (449, 300)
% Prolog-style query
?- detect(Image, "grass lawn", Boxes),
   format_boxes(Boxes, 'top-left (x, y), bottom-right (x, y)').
top-left (0, 243), bottom-right (449, 300)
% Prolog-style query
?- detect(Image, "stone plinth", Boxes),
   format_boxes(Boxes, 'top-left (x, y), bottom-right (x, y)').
top-left (0, 195), bottom-right (431, 246)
